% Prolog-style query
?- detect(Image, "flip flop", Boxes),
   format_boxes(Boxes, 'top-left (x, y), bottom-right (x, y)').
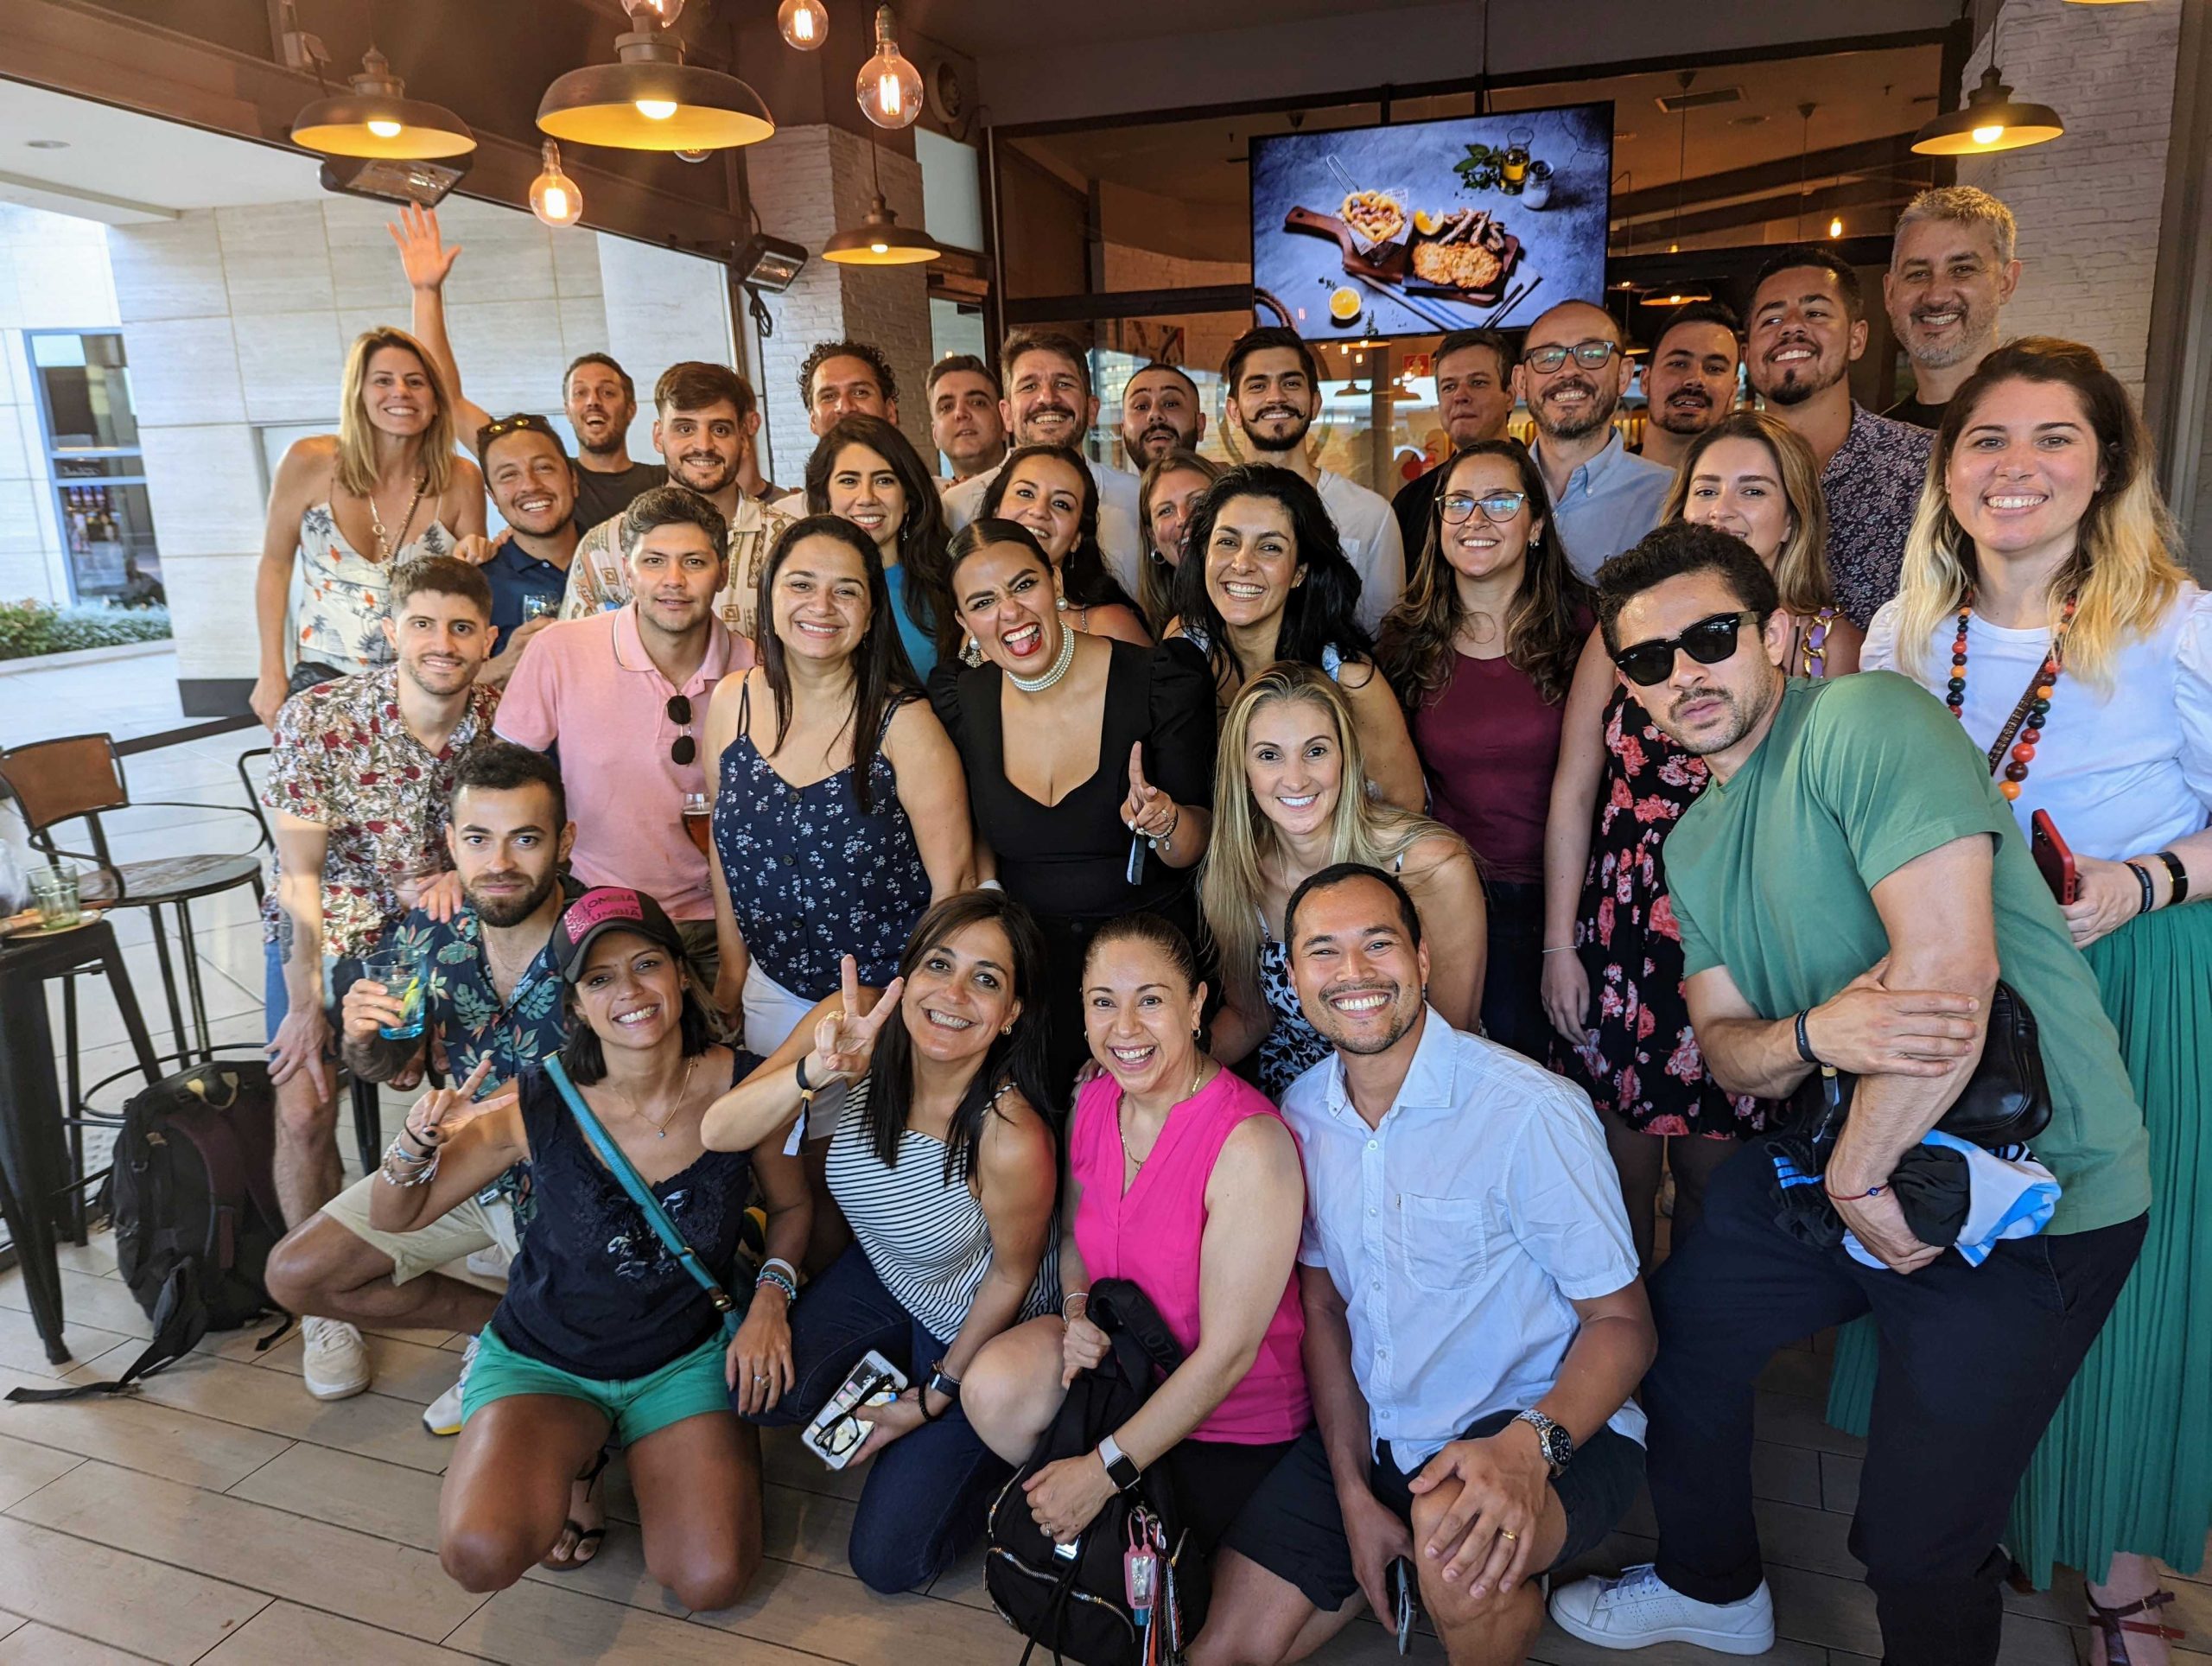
top-left (538, 1451), bottom-right (611, 1574)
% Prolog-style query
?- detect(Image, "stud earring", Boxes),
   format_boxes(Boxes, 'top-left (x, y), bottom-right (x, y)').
top-left (1000, 1022), bottom-right (1013, 1036)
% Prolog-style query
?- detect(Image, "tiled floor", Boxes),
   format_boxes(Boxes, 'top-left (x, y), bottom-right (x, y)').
top-left (4, 658), bottom-right (2208, 1663)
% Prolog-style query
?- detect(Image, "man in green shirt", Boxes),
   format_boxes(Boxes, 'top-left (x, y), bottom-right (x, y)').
top-left (1548, 523), bottom-right (2148, 1666)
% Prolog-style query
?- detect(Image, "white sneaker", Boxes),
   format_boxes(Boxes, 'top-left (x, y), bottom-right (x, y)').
top-left (1548, 1563), bottom-right (1775, 1654)
top-left (301, 1317), bottom-right (373, 1401)
top-left (421, 1333), bottom-right (480, 1436)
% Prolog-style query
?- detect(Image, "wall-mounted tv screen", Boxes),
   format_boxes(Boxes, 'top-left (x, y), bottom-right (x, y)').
top-left (1251, 102), bottom-right (1613, 341)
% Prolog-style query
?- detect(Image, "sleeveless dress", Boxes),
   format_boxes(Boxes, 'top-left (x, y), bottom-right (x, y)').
top-left (1553, 684), bottom-right (1766, 1138)
top-left (295, 500), bottom-right (457, 677)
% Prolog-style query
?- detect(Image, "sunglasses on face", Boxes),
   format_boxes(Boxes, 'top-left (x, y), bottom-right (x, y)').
top-left (1439, 489), bottom-right (1529, 525)
top-left (666, 694), bottom-right (696, 766)
top-left (1522, 340), bottom-right (1621, 374)
top-left (1610, 610), bottom-right (1762, 687)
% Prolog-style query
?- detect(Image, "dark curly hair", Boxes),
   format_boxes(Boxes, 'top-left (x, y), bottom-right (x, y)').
top-left (798, 340), bottom-right (898, 411)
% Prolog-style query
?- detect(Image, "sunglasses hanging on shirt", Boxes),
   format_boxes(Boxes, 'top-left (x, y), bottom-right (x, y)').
top-left (666, 694), bottom-right (696, 766)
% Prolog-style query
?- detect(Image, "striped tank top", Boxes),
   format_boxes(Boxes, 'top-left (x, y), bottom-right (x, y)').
top-left (824, 1074), bottom-right (1058, 1343)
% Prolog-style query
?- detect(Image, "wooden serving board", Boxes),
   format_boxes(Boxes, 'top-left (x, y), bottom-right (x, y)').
top-left (1404, 232), bottom-right (1525, 307)
top-left (1282, 207), bottom-right (1408, 283)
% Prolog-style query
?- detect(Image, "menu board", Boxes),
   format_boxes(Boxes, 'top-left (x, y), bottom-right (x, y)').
top-left (1251, 102), bottom-right (1613, 340)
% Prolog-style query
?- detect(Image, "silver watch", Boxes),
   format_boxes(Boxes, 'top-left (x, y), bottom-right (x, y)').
top-left (1514, 1408), bottom-right (1573, 1476)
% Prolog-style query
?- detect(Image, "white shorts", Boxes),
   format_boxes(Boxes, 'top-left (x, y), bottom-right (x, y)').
top-left (742, 960), bottom-right (843, 1142)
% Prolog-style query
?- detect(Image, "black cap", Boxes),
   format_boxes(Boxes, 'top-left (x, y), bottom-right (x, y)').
top-left (550, 887), bottom-right (688, 983)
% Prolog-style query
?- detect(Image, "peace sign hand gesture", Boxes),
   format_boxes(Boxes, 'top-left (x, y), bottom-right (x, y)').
top-left (1121, 743), bottom-right (1176, 843)
top-left (402, 1054), bottom-right (497, 1153)
top-left (805, 956), bottom-right (906, 1086)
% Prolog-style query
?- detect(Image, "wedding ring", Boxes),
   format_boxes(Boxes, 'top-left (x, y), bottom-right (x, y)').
top-left (1499, 1529), bottom-right (1519, 1542)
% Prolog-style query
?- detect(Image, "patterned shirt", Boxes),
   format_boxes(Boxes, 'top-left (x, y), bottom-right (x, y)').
top-left (1819, 405), bottom-right (1935, 630)
top-left (558, 493), bottom-right (793, 644)
top-left (258, 667), bottom-right (501, 959)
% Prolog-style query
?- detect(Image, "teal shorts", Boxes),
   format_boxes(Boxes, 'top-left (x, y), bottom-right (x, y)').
top-left (461, 1323), bottom-right (731, 1446)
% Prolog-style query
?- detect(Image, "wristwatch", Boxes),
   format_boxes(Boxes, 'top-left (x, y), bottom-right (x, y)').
top-left (1097, 1434), bottom-right (1141, 1492)
top-left (1514, 1408), bottom-right (1574, 1476)
top-left (925, 1358), bottom-right (962, 1405)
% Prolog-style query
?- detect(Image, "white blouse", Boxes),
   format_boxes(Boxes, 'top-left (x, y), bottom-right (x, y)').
top-left (1863, 582), bottom-right (2212, 860)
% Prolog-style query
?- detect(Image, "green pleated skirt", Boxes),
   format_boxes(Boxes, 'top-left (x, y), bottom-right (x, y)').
top-left (1823, 901), bottom-right (2212, 1587)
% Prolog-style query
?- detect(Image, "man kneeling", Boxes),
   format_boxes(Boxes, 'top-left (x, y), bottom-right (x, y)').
top-left (1192, 864), bottom-right (1654, 1666)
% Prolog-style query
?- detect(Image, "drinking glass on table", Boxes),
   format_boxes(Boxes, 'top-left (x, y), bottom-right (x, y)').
top-left (362, 946), bottom-right (429, 1040)
top-left (30, 866), bottom-right (80, 930)
top-left (681, 792), bottom-right (714, 855)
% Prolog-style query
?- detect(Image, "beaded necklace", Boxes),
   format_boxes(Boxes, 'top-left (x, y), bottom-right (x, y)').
top-left (1945, 588), bottom-right (2079, 801)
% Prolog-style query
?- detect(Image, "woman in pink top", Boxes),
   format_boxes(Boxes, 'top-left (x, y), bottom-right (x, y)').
top-left (963, 912), bottom-right (1310, 1562)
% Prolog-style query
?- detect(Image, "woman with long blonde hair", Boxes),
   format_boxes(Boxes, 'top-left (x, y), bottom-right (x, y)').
top-left (1201, 662), bottom-right (1483, 1097)
top-left (252, 326), bottom-right (484, 726)
top-left (1837, 336), bottom-right (2212, 1662)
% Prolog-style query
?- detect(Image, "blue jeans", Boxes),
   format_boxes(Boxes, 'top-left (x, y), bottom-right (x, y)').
top-left (743, 1244), bottom-right (1010, 1593)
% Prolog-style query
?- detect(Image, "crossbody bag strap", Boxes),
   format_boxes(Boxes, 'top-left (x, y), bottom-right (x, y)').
top-left (542, 1056), bottom-right (740, 1338)
top-left (1981, 664), bottom-right (2046, 777)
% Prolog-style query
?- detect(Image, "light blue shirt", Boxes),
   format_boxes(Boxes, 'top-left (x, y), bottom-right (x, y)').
top-left (883, 563), bottom-right (937, 677)
top-left (1279, 1008), bottom-right (1644, 1468)
top-left (1539, 429), bottom-right (1673, 582)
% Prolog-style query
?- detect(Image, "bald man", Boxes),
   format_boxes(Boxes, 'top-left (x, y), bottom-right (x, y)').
top-left (1512, 299), bottom-right (1672, 581)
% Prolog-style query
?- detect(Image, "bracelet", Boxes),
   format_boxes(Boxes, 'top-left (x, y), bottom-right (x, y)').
top-left (1823, 1181), bottom-right (1885, 1203)
top-left (1149, 804), bottom-right (1181, 855)
top-left (760, 1256), bottom-right (798, 1287)
top-left (1541, 945), bottom-right (1576, 957)
top-left (754, 1265), bottom-right (798, 1304)
top-left (915, 1385), bottom-right (944, 1422)
top-left (1061, 1290), bottom-right (1090, 1322)
top-left (2126, 861), bottom-right (2157, 917)
top-left (2152, 849), bottom-right (2189, 906)
top-left (794, 1054), bottom-right (814, 1093)
top-left (378, 1137), bottom-right (440, 1187)
top-left (1794, 1008), bottom-right (1821, 1067)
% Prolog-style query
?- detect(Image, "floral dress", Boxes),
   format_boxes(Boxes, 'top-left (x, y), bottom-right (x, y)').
top-left (1552, 685), bottom-right (1764, 1138)
top-left (296, 502), bottom-right (456, 675)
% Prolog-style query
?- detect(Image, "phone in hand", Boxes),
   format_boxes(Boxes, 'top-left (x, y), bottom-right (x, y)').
top-left (2031, 809), bottom-right (2078, 906)
top-left (1386, 1555), bottom-right (1418, 1654)
top-left (800, 1350), bottom-right (906, 1470)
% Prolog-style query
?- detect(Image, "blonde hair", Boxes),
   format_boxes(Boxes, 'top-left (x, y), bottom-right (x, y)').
top-left (1661, 410), bottom-right (1834, 619)
top-left (1894, 185), bottom-right (2018, 270)
top-left (1892, 337), bottom-right (2186, 693)
top-left (334, 327), bottom-right (457, 500)
top-left (1199, 662), bottom-right (1467, 1014)
top-left (1136, 448), bottom-right (1220, 636)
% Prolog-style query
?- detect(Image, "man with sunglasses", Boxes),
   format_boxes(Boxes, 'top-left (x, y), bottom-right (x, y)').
top-left (1512, 301), bottom-right (1672, 582)
top-left (1548, 523), bottom-right (2150, 1664)
top-left (494, 486), bottom-right (741, 977)
top-left (470, 414), bottom-right (580, 687)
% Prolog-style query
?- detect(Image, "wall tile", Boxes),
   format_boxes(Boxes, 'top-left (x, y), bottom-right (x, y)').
top-left (0, 477), bottom-right (42, 557)
top-left (215, 203), bottom-right (336, 317)
top-left (137, 424), bottom-right (267, 558)
top-left (0, 401), bottom-right (34, 482)
top-left (235, 311), bottom-right (346, 425)
top-left (550, 226), bottom-right (602, 299)
top-left (10, 236), bottom-right (118, 331)
top-left (442, 298), bottom-right (569, 418)
top-left (435, 199), bottom-right (557, 307)
top-left (115, 315), bottom-right (244, 427)
top-left (105, 214), bottom-right (230, 324)
top-left (322, 199), bottom-right (413, 318)
top-left (159, 551), bottom-right (262, 679)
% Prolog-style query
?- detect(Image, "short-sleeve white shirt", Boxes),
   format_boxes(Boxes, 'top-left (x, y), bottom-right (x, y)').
top-left (1313, 469), bottom-right (1407, 637)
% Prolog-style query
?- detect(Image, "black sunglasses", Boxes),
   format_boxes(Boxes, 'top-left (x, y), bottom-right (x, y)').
top-left (666, 694), bottom-right (696, 766)
top-left (1611, 610), bottom-right (1762, 687)
top-left (475, 411), bottom-right (562, 457)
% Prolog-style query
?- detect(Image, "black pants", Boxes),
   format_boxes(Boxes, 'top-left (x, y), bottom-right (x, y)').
top-left (1479, 878), bottom-right (1548, 1062)
top-left (1643, 1138), bottom-right (2145, 1666)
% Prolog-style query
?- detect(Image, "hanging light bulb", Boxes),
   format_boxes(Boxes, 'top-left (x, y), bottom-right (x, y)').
top-left (290, 46), bottom-right (474, 159)
top-left (1911, 64), bottom-right (2063, 156)
top-left (622, 0), bottom-right (686, 23)
top-left (857, 5), bottom-right (923, 130)
top-left (530, 142), bottom-right (584, 229)
top-left (1828, 215), bottom-right (1844, 238)
top-left (675, 148), bottom-right (712, 163)
top-left (779, 0), bottom-right (830, 49)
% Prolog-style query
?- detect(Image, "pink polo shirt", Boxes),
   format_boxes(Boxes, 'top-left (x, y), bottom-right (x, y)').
top-left (493, 604), bottom-right (747, 920)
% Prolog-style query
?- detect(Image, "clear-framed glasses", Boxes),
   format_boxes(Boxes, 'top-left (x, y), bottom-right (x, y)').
top-left (1440, 489), bottom-right (1529, 525)
top-left (1522, 340), bottom-right (1621, 375)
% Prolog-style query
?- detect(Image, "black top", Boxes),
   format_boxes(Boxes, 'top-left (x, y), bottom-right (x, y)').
top-left (1391, 464), bottom-right (1445, 581)
top-left (571, 461), bottom-right (670, 533)
top-left (927, 638), bottom-right (1217, 922)
top-left (491, 1046), bottom-right (759, 1380)
top-left (1879, 394), bottom-right (1947, 431)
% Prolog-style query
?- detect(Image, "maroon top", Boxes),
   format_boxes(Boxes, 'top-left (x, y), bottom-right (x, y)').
top-left (1413, 648), bottom-right (1570, 885)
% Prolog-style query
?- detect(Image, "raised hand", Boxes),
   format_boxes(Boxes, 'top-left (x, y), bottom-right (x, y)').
top-left (1121, 743), bottom-right (1174, 843)
top-left (806, 955), bottom-right (906, 1084)
top-left (386, 203), bottom-right (460, 291)
top-left (403, 1053), bottom-right (496, 1150)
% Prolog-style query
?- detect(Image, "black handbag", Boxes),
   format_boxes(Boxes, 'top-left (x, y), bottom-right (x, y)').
top-left (1788, 977), bottom-right (2051, 1151)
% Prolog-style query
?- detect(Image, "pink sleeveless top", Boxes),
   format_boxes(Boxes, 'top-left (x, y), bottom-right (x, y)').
top-left (1069, 1069), bottom-right (1311, 1445)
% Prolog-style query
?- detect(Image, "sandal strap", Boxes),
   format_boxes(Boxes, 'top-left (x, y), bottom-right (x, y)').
top-left (2089, 1587), bottom-right (2188, 1661)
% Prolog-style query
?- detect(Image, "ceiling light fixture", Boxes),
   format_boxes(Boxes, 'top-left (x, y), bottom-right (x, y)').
top-left (529, 141), bottom-right (584, 228)
top-left (538, 0), bottom-right (774, 152)
top-left (1640, 284), bottom-right (1712, 308)
top-left (857, 4), bottom-right (924, 129)
top-left (1829, 214), bottom-right (1844, 238)
top-left (779, 0), bottom-right (830, 49)
top-left (291, 46), bottom-right (475, 159)
top-left (1910, 64), bottom-right (2064, 156)
top-left (822, 143), bottom-right (940, 264)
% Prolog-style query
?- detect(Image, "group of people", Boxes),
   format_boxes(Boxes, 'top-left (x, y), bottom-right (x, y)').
top-left (238, 182), bottom-right (2207, 1666)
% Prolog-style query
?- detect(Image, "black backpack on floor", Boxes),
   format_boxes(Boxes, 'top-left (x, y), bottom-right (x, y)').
top-left (984, 1279), bottom-right (1205, 1666)
top-left (8, 1059), bottom-right (285, 1405)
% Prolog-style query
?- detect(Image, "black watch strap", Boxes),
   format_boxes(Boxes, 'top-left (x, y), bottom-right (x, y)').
top-left (1794, 1008), bottom-right (1821, 1067)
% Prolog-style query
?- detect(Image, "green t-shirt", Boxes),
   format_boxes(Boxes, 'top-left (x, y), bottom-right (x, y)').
top-left (1666, 672), bottom-right (2150, 1236)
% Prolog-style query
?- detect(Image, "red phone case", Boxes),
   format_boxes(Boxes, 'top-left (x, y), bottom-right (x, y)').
top-left (2031, 810), bottom-right (2078, 906)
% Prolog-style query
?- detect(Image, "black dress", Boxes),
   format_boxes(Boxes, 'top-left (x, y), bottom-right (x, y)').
top-left (929, 639), bottom-right (1217, 1098)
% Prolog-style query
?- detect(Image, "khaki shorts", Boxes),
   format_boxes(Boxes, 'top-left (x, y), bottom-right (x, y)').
top-left (320, 1174), bottom-right (518, 1290)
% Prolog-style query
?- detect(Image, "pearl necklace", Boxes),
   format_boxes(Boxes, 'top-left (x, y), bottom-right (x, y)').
top-left (1006, 621), bottom-right (1077, 694)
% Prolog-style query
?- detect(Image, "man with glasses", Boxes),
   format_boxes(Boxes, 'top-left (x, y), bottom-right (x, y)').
top-left (470, 414), bottom-right (579, 688)
top-left (1391, 329), bottom-right (1515, 571)
top-left (1548, 522), bottom-right (2150, 1664)
top-left (1513, 302), bottom-right (1671, 582)
top-left (495, 486), bottom-right (739, 978)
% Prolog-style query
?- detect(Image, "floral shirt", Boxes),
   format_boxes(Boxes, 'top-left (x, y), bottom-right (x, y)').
top-left (1819, 406), bottom-right (1935, 631)
top-left (559, 493), bottom-right (792, 645)
top-left (296, 501), bottom-right (457, 673)
top-left (258, 667), bottom-right (501, 959)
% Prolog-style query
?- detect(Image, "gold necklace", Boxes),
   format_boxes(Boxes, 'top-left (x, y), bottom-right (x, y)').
top-left (614, 1053), bottom-right (697, 1140)
top-left (1117, 1061), bottom-right (1209, 1173)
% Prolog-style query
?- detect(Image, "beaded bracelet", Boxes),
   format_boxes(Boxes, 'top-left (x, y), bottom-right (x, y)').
top-left (755, 1265), bottom-right (798, 1304)
top-left (2125, 861), bottom-right (2157, 917)
top-left (378, 1137), bottom-right (440, 1188)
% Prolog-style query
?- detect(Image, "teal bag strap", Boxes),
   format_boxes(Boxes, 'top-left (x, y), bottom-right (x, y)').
top-left (543, 1056), bottom-right (741, 1339)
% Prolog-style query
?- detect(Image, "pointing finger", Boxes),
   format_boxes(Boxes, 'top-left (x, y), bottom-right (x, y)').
top-left (1127, 742), bottom-right (1149, 795)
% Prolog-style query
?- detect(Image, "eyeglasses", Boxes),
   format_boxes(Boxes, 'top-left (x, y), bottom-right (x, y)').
top-left (1439, 489), bottom-right (1529, 525)
top-left (1610, 610), bottom-right (1763, 687)
top-left (666, 694), bottom-right (696, 766)
top-left (475, 412), bottom-right (562, 456)
top-left (1521, 340), bottom-right (1621, 374)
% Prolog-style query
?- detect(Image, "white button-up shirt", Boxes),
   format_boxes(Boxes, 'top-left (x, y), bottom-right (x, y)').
top-left (1313, 468), bottom-right (1406, 638)
top-left (1280, 1009), bottom-right (1644, 1469)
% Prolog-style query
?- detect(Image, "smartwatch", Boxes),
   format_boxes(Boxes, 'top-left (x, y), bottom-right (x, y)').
top-left (1097, 1434), bottom-right (1141, 1492)
top-left (1513, 1408), bottom-right (1574, 1476)
top-left (925, 1358), bottom-right (962, 1406)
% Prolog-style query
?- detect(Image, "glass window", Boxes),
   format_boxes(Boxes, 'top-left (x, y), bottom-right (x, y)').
top-left (32, 331), bottom-right (139, 451)
top-left (28, 331), bottom-right (160, 603)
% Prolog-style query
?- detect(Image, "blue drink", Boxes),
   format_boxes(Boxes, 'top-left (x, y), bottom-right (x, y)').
top-left (365, 951), bottom-right (428, 1040)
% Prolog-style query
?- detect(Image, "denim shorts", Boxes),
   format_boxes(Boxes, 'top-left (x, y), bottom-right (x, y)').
top-left (261, 935), bottom-right (361, 1051)
top-left (461, 1321), bottom-right (732, 1445)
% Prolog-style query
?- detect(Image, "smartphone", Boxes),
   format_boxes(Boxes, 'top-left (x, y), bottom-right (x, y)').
top-left (2031, 809), bottom-right (2078, 906)
top-left (800, 1350), bottom-right (906, 1470)
top-left (1386, 1555), bottom-right (1418, 1655)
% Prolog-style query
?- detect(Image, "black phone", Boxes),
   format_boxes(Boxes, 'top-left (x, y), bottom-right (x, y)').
top-left (1386, 1555), bottom-right (1417, 1654)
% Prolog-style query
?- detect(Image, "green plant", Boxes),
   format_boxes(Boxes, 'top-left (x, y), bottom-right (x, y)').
top-left (0, 598), bottom-right (172, 662)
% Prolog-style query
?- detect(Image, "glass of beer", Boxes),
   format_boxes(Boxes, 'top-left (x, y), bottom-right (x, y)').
top-left (1502, 125), bottom-right (1534, 194)
top-left (682, 792), bottom-right (714, 855)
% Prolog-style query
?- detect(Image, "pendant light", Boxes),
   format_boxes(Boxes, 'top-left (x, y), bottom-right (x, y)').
top-left (529, 143), bottom-right (584, 228)
top-left (1910, 64), bottom-right (2064, 156)
top-left (779, 0), bottom-right (830, 49)
top-left (857, 5), bottom-right (924, 130)
top-left (1641, 285), bottom-right (1713, 308)
top-left (538, 0), bottom-right (773, 152)
top-left (291, 47), bottom-right (475, 160)
top-left (823, 142), bottom-right (939, 264)
top-left (1640, 72), bottom-right (1708, 302)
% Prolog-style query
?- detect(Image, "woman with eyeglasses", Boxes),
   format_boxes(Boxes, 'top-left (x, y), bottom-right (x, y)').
top-left (1169, 464), bottom-right (1424, 812)
top-left (1137, 448), bottom-right (1221, 638)
top-left (805, 413), bottom-right (951, 676)
top-left (1379, 439), bottom-right (1592, 1061)
top-left (1540, 412), bottom-right (1853, 1267)
top-left (979, 443), bottom-right (1151, 646)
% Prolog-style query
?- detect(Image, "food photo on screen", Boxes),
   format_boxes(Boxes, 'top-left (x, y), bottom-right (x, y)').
top-left (1251, 102), bottom-right (1613, 341)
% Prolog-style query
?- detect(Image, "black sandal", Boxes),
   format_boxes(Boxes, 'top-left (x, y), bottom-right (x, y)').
top-left (538, 1451), bottom-right (612, 1574)
top-left (2088, 1588), bottom-right (2185, 1666)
